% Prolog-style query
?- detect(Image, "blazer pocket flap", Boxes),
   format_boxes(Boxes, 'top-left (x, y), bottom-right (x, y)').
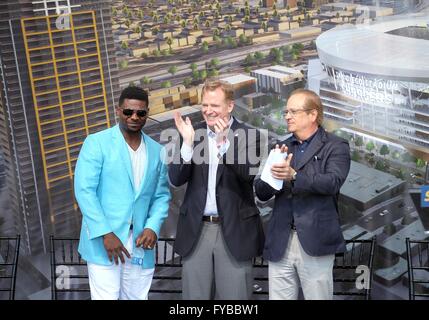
top-left (239, 207), bottom-right (259, 220)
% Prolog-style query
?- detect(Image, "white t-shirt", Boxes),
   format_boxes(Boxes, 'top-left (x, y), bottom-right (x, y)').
top-left (126, 138), bottom-right (146, 192)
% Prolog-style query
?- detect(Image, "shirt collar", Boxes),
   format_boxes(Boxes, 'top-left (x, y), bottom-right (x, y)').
top-left (290, 127), bottom-right (320, 145)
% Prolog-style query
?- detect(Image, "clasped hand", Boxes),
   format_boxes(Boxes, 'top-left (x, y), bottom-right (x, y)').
top-left (270, 144), bottom-right (296, 181)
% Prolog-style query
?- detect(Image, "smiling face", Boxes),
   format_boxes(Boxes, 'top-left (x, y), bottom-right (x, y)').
top-left (284, 93), bottom-right (318, 140)
top-left (116, 98), bottom-right (149, 134)
top-left (201, 87), bottom-right (234, 130)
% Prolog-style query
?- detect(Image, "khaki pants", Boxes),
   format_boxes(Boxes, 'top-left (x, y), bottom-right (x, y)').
top-left (269, 230), bottom-right (335, 300)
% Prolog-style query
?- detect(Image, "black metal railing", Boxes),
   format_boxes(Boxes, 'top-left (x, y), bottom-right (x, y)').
top-left (406, 238), bottom-right (429, 300)
top-left (0, 235), bottom-right (20, 300)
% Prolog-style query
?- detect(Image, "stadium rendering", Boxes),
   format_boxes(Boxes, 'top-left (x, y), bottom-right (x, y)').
top-left (308, 14), bottom-right (429, 157)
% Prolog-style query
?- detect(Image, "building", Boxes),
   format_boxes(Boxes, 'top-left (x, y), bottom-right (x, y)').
top-left (308, 15), bottom-right (429, 158)
top-left (242, 92), bottom-right (270, 110)
top-left (220, 74), bottom-right (257, 99)
top-left (340, 161), bottom-right (406, 212)
top-left (0, 0), bottom-right (120, 254)
top-left (251, 65), bottom-right (304, 96)
top-left (280, 25), bottom-right (322, 38)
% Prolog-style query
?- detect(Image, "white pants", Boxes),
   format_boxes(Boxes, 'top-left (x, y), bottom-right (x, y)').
top-left (269, 230), bottom-right (335, 300)
top-left (87, 230), bottom-right (155, 300)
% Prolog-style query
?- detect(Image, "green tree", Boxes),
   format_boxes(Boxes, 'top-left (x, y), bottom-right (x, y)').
top-left (121, 41), bottom-right (129, 50)
top-left (395, 168), bottom-right (405, 180)
top-left (141, 76), bottom-right (152, 85)
top-left (416, 158), bottom-right (426, 168)
top-left (244, 66), bottom-right (251, 73)
top-left (254, 51), bottom-right (265, 63)
top-left (208, 69), bottom-right (219, 77)
top-left (379, 144), bottom-right (390, 157)
top-left (239, 34), bottom-right (248, 45)
top-left (354, 136), bottom-right (364, 149)
top-left (134, 25), bottom-right (142, 34)
top-left (183, 77), bottom-right (192, 87)
top-left (366, 141), bottom-right (375, 153)
top-left (199, 69), bottom-right (208, 80)
top-left (137, 9), bottom-right (144, 19)
top-left (392, 150), bottom-right (401, 160)
top-left (210, 58), bottom-right (220, 68)
top-left (168, 65), bottom-right (178, 75)
top-left (190, 62), bottom-right (198, 71)
top-left (192, 69), bottom-right (200, 81)
top-left (375, 160), bottom-right (385, 171)
top-left (152, 49), bottom-right (161, 57)
top-left (119, 60), bottom-right (128, 69)
top-left (244, 53), bottom-right (255, 65)
top-left (351, 150), bottom-right (360, 162)
top-left (166, 37), bottom-right (173, 51)
top-left (161, 81), bottom-right (172, 88)
top-left (202, 41), bottom-right (209, 53)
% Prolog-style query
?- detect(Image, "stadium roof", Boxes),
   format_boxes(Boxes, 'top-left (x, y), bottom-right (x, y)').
top-left (316, 15), bottom-right (429, 82)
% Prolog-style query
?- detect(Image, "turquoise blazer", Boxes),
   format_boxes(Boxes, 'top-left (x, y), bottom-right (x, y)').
top-left (74, 125), bottom-right (171, 268)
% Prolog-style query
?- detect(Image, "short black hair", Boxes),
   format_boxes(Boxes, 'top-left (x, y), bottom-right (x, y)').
top-left (119, 86), bottom-right (149, 107)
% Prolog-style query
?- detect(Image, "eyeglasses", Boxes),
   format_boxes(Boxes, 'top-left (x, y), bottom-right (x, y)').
top-left (122, 108), bottom-right (148, 118)
top-left (281, 109), bottom-right (312, 117)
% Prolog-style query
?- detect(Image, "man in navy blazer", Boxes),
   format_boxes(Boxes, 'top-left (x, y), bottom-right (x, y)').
top-left (255, 89), bottom-right (350, 300)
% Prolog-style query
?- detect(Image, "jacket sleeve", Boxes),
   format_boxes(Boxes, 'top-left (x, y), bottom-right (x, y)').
top-left (254, 178), bottom-right (277, 201)
top-left (292, 140), bottom-right (351, 195)
top-left (74, 135), bottom-right (112, 240)
top-left (145, 147), bottom-right (171, 238)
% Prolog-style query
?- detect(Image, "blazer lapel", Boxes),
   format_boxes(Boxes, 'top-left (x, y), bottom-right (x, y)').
top-left (115, 125), bottom-right (135, 189)
top-left (197, 130), bottom-right (210, 185)
top-left (135, 133), bottom-right (150, 199)
top-left (216, 118), bottom-right (239, 186)
top-left (294, 128), bottom-right (325, 171)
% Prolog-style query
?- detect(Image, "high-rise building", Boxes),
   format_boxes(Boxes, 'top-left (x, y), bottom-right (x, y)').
top-left (0, 0), bottom-right (120, 254)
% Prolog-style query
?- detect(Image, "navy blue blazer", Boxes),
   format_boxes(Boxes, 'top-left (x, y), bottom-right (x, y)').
top-left (254, 127), bottom-right (350, 261)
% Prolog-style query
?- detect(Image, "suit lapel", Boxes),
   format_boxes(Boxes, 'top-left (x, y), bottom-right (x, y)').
top-left (216, 119), bottom-right (240, 186)
top-left (135, 133), bottom-right (150, 199)
top-left (115, 125), bottom-right (135, 189)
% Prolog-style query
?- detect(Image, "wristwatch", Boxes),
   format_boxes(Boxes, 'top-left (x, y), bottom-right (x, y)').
top-left (292, 171), bottom-right (297, 181)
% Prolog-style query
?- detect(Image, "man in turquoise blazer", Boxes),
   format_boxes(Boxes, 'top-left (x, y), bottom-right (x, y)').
top-left (74, 86), bottom-right (171, 300)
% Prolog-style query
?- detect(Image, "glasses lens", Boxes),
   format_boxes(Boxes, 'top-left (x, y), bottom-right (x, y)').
top-left (136, 110), bottom-right (147, 117)
top-left (122, 109), bottom-right (147, 117)
top-left (122, 109), bottom-right (133, 116)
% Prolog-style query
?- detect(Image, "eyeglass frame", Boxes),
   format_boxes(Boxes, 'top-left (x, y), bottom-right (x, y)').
top-left (281, 108), bottom-right (315, 117)
top-left (121, 108), bottom-right (148, 118)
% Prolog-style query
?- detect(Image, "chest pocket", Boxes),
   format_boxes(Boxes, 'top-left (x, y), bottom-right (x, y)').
top-left (303, 155), bottom-right (324, 175)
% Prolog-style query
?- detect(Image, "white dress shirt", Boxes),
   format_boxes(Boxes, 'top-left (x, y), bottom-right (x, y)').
top-left (180, 118), bottom-right (233, 216)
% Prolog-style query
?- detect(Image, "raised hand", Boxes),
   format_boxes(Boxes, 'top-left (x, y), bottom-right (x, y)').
top-left (174, 111), bottom-right (195, 147)
top-left (214, 117), bottom-right (230, 146)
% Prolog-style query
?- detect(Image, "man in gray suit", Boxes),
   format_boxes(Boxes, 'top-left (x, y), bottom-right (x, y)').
top-left (255, 89), bottom-right (351, 300)
top-left (169, 79), bottom-right (264, 300)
